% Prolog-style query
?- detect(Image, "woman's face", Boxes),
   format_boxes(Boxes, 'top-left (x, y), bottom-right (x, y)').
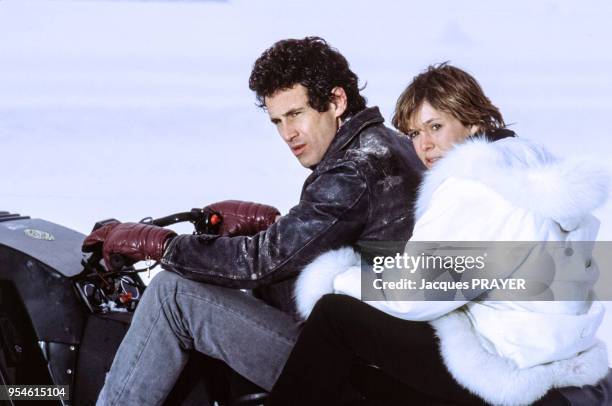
top-left (407, 101), bottom-right (476, 169)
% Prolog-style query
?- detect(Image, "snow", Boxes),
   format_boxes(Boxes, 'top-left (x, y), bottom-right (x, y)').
top-left (1, 0), bottom-right (612, 364)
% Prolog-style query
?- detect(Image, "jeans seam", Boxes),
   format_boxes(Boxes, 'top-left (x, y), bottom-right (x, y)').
top-left (175, 290), bottom-right (297, 345)
top-left (107, 304), bottom-right (166, 406)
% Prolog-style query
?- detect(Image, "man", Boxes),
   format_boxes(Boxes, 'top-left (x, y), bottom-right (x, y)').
top-left (85, 36), bottom-right (423, 405)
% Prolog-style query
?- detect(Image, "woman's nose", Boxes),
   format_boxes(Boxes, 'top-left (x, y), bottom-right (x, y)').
top-left (419, 132), bottom-right (434, 151)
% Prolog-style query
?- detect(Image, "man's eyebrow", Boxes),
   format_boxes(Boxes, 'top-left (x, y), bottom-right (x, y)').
top-left (270, 108), bottom-right (303, 123)
top-left (282, 108), bottom-right (303, 117)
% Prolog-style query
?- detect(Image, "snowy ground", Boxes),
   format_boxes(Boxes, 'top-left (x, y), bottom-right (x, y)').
top-left (1, 0), bottom-right (612, 363)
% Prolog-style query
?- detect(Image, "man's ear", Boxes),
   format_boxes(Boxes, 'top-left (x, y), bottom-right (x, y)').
top-left (330, 87), bottom-right (348, 119)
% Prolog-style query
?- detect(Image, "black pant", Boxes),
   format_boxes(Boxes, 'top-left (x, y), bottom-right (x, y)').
top-left (266, 294), bottom-right (568, 406)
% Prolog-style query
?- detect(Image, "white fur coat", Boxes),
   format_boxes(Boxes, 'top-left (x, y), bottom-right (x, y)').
top-left (293, 137), bottom-right (611, 405)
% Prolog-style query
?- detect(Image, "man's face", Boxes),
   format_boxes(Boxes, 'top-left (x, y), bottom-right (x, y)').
top-left (266, 84), bottom-right (342, 168)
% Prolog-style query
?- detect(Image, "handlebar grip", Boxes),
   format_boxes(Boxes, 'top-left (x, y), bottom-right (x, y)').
top-left (109, 253), bottom-right (128, 271)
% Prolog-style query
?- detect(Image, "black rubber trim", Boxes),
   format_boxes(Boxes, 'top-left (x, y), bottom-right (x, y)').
top-left (0, 212), bottom-right (30, 222)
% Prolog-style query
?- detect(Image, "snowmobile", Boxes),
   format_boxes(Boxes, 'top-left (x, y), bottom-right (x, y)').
top-left (1, 210), bottom-right (611, 406)
top-left (0, 208), bottom-right (236, 406)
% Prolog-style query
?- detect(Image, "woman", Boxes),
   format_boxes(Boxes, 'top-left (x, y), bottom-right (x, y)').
top-left (266, 64), bottom-right (610, 405)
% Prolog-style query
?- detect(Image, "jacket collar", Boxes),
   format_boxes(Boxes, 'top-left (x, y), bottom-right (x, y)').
top-left (312, 106), bottom-right (385, 170)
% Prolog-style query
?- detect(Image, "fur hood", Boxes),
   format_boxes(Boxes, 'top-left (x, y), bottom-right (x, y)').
top-left (415, 137), bottom-right (610, 231)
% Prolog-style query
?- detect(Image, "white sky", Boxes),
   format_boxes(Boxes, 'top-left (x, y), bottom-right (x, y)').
top-left (1, 0), bottom-right (612, 362)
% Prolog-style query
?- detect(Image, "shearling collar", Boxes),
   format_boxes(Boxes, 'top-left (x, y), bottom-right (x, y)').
top-left (415, 137), bottom-right (610, 231)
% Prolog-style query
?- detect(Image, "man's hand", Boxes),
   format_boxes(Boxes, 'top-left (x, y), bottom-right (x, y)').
top-left (82, 222), bottom-right (176, 271)
top-left (205, 200), bottom-right (280, 237)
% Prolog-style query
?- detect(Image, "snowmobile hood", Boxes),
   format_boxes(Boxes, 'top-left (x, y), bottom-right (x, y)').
top-left (0, 217), bottom-right (85, 277)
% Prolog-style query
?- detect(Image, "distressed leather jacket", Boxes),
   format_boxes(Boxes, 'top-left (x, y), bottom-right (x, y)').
top-left (161, 107), bottom-right (424, 317)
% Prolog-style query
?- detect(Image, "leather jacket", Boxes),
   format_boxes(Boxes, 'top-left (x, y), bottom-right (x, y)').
top-left (161, 107), bottom-right (424, 316)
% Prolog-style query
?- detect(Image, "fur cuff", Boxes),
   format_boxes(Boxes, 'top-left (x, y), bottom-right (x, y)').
top-left (293, 247), bottom-right (360, 319)
top-left (431, 311), bottom-right (609, 406)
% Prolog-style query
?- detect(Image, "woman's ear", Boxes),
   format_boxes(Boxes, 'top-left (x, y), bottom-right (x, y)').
top-left (330, 87), bottom-right (348, 119)
top-left (469, 124), bottom-right (480, 136)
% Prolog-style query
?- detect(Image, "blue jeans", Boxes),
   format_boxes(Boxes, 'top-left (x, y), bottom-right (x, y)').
top-left (97, 271), bottom-right (301, 406)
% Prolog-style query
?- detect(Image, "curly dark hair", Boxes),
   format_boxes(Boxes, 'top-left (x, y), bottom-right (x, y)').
top-left (249, 37), bottom-right (367, 120)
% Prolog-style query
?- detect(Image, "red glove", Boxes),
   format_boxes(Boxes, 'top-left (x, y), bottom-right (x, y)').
top-left (205, 200), bottom-right (280, 237)
top-left (82, 221), bottom-right (176, 271)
